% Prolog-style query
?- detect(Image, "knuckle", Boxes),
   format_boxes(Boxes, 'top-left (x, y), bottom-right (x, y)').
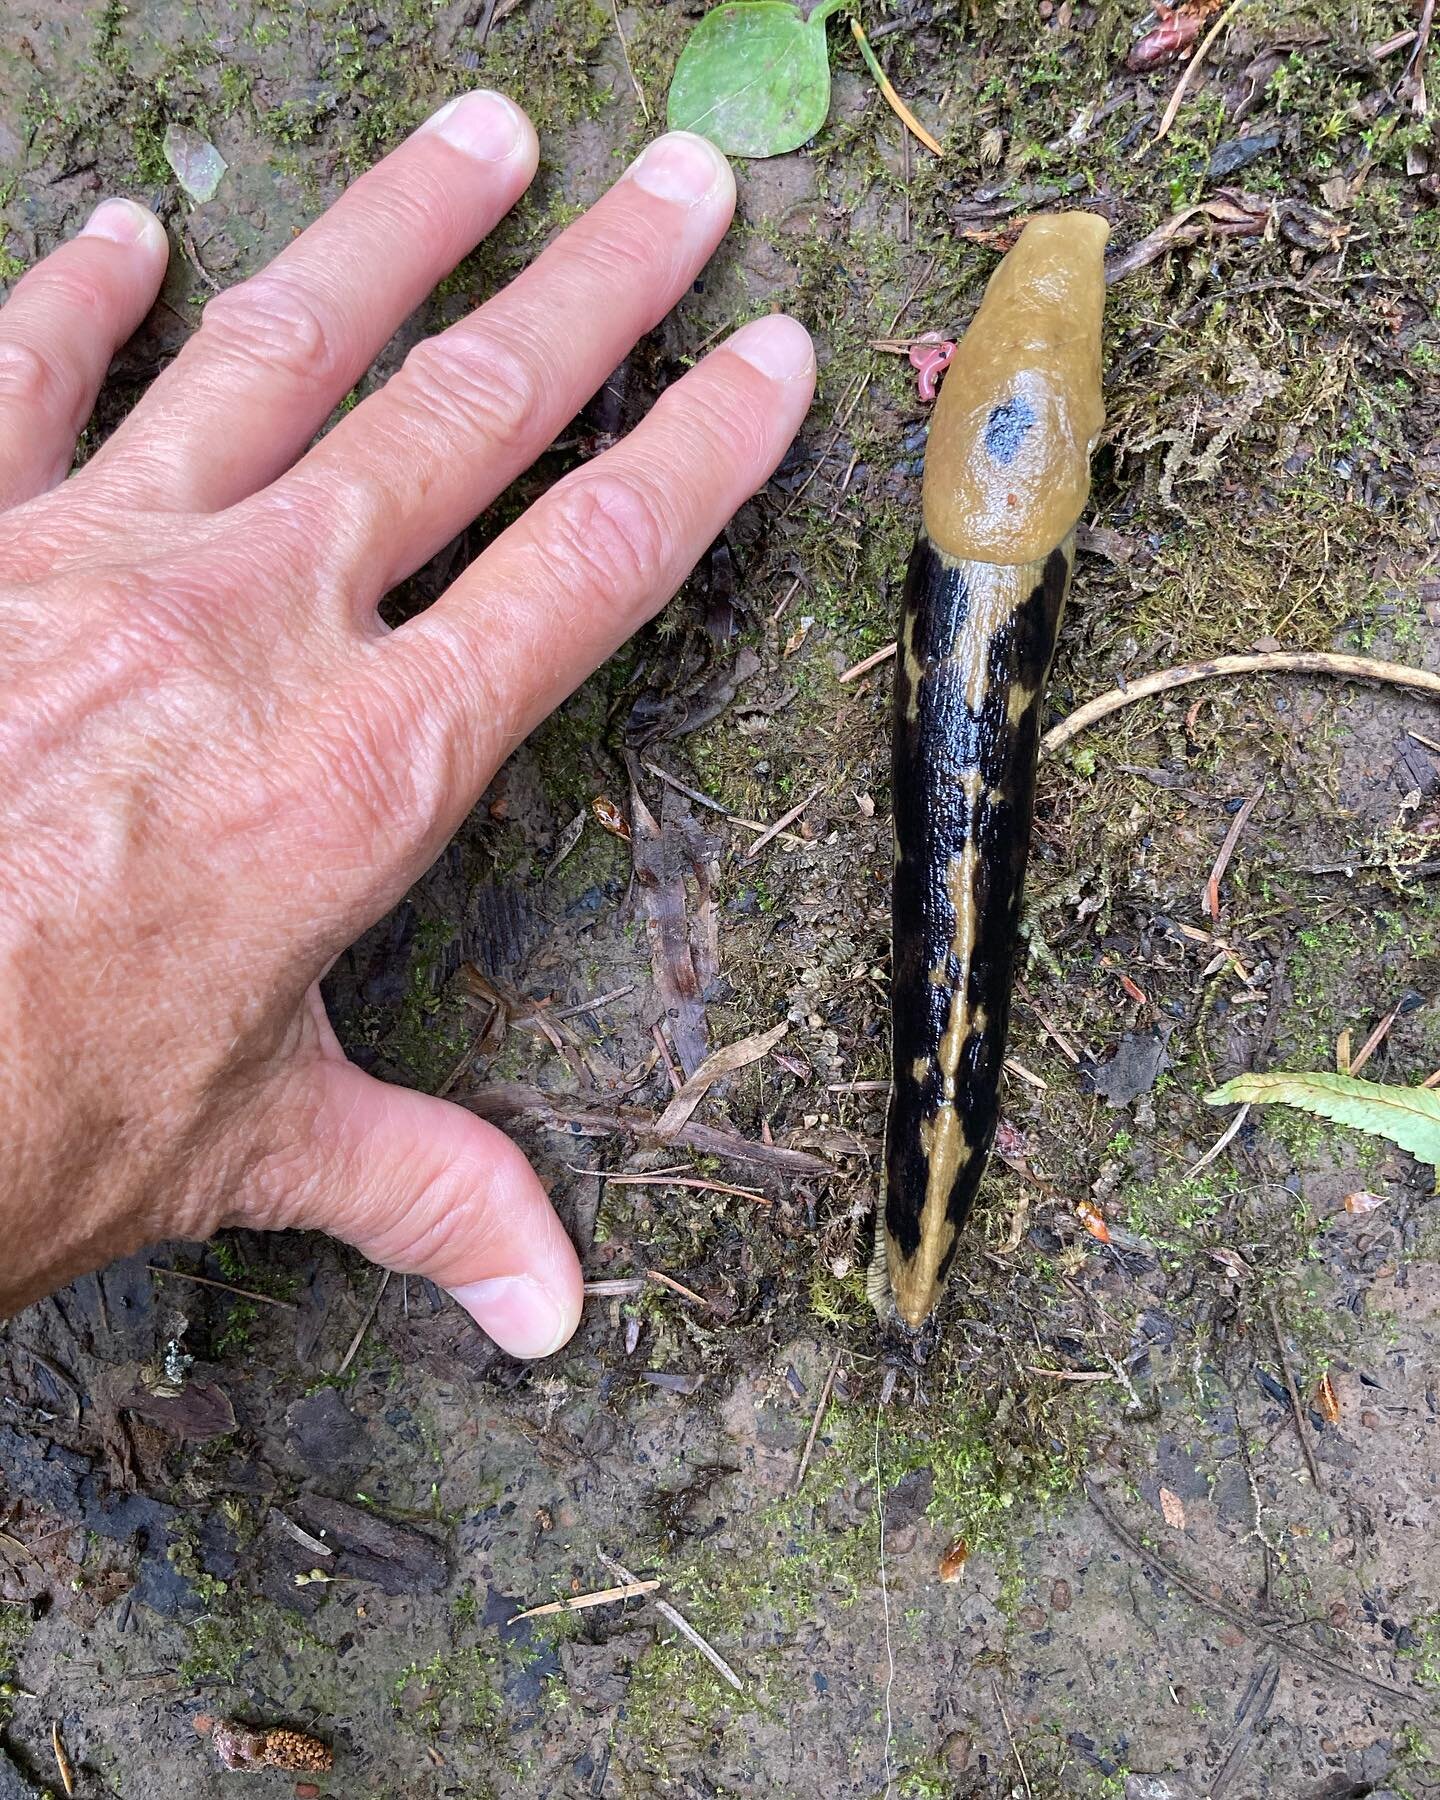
top-left (0, 338), bottom-right (66, 419)
top-left (544, 474), bottom-right (671, 599)
top-left (393, 324), bottom-right (546, 448)
top-left (198, 273), bottom-right (343, 392)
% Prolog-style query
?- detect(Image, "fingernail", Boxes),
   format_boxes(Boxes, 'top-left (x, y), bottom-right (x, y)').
top-left (726, 313), bottom-right (815, 382)
top-left (449, 1274), bottom-right (572, 1359)
top-left (81, 198), bottom-right (166, 254)
top-left (625, 130), bottom-right (731, 207)
top-left (417, 90), bottom-right (528, 162)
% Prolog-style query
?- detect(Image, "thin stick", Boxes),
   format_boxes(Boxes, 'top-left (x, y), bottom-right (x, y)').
top-left (793, 1351), bottom-right (842, 1496)
top-left (583, 1278), bottom-right (647, 1299)
top-left (1348, 997), bottom-right (1404, 1077)
top-left (744, 787), bottom-right (821, 859)
top-left (641, 761), bottom-right (808, 847)
top-left (1004, 1055), bottom-right (1049, 1091)
top-left (1266, 1295), bottom-right (1323, 1491)
top-left (147, 1264), bottom-right (298, 1312)
top-left (1186, 1102), bottom-right (1250, 1177)
top-left (600, 1552), bottom-right (743, 1690)
top-left (1152, 0), bottom-right (1250, 145)
top-left (510, 1578), bottom-right (658, 1623)
top-left (51, 1722), bottom-right (75, 1799)
top-left (1085, 1481), bottom-right (1427, 1710)
top-left (609, 0), bottom-right (650, 122)
top-left (565, 1165), bottom-right (769, 1204)
top-left (335, 1269), bottom-right (390, 1378)
top-left (1015, 984), bottom-right (1084, 1064)
top-left (1025, 1366), bottom-right (1115, 1382)
top-left (644, 1268), bottom-right (715, 1308)
top-left (1205, 786), bottom-right (1264, 919)
top-left (839, 641), bottom-right (898, 684)
top-left (850, 17), bottom-right (943, 156)
top-left (992, 1679), bottom-right (1033, 1799)
top-left (875, 1402), bottom-right (896, 1800)
top-left (1042, 652), bottom-right (1440, 755)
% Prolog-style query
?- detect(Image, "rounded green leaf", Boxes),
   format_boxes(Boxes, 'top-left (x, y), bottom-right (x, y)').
top-left (667, 0), bottom-right (845, 159)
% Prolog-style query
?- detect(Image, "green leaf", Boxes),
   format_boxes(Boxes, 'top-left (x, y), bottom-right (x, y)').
top-left (1206, 1070), bottom-right (1440, 1168)
top-left (667, 0), bottom-right (847, 159)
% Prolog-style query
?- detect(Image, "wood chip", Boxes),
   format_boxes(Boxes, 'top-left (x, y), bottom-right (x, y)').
top-left (1159, 1486), bottom-right (1187, 1531)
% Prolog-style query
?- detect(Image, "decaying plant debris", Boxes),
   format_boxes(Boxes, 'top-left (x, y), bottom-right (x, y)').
top-left (2, 0), bottom-right (1439, 1794)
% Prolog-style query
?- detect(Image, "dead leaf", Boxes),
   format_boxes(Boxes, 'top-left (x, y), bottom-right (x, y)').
top-left (1317, 1372), bottom-right (1340, 1424)
top-left (1343, 1189), bottom-right (1386, 1213)
top-left (592, 796), bottom-right (631, 840)
top-left (1209, 1245), bottom-right (1252, 1279)
top-left (1107, 190), bottom-right (1269, 283)
top-left (655, 1020), bottom-right (790, 1141)
top-left (1126, 6), bottom-right (1203, 71)
top-left (938, 1537), bottom-right (969, 1582)
top-left (1159, 1487), bottom-right (1187, 1531)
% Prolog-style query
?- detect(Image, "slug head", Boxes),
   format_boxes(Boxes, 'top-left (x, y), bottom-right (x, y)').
top-left (922, 212), bottom-right (1108, 565)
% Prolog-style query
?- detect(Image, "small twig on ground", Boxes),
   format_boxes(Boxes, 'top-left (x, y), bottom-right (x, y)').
top-left (510, 1578), bottom-right (659, 1624)
top-left (147, 1265), bottom-right (298, 1311)
top-left (793, 1350), bottom-right (842, 1497)
top-left (992, 1679), bottom-right (1033, 1800)
top-left (652, 1023), bottom-right (683, 1093)
top-left (1085, 1480), bottom-right (1428, 1711)
top-left (1267, 1295), bottom-right (1324, 1491)
top-left (1014, 983), bottom-right (1084, 1064)
top-left (600, 1552), bottom-right (743, 1690)
top-left (744, 788), bottom-right (822, 860)
top-left (1004, 1056), bottom-right (1048, 1091)
top-left (610, 0), bottom-right (651, 121)
top-left (335, 1269), bottom-right (390, 1379)
top-left (1205, 786), bottom-right (1264, 919)
top-left (51, 1722), bottom-right (75, 1798)
top-left (849, 17), bottom-right (943, 155)
top-left (874, 1401), bottom-right (896, 1799)
top-left (1042, 652), bottom-right (1440, 754)
top-left (1348, 996), bottom-right (1405, 1077)
top-left (644, 1269), bottom-right (714, 1308)
top-left (567, 1164), bottom-right (769, 1206)
top-left (1185, 1102), bottom-right (1250, 1177)
top-left (1024, 1366), bottom-right (1115, 1382)
top-left (1151, 0), bottom-right (1251, 145)
top-left (583, 1278), bottom-right (647, 1300)
top-left (1373, 26), bottom-right (1418, 57)
top-left (642, 760), bottom-right (807, 847)
top-left (838, 641), bottom-right (898, 684)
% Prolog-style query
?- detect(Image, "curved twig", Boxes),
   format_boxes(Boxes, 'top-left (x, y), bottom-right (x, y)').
top-left (1042, 651), bottom-right (1440, 755)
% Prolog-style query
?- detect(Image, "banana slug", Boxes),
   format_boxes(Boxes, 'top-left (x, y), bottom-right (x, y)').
top-left (872, 212), bottom-right (1109, 1332)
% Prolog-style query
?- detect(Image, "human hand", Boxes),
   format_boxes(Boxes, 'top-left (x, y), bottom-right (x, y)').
top-left (0, 93), bottom-right (815, 1354)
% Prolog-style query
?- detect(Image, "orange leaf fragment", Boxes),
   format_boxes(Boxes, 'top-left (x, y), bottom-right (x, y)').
top-left (938, 1537), bottom-right (970, 1582)
top-left (1077, 1199), bottom-right (1111, 1244)
top-left (1317, 1371), bottom-right (1340, 1424)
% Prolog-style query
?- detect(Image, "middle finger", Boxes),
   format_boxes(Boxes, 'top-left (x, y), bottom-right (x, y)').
top-left (272, 130), bottom-right (736, 602)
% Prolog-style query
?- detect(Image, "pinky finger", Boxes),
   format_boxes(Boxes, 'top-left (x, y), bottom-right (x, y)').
top-left (0, 198), bottom-right (168, 510)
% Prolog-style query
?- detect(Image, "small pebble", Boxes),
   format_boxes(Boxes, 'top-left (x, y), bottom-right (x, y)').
top-left (1328, 1601), bottom-right (1349, 1628)
top-left (1361, 1410), bottom-right (1380, 1430)
top-left (1051, 1578), bottom-right (1072, 1612)
top-left (1017, 1604), bottom-right (1047, 1631)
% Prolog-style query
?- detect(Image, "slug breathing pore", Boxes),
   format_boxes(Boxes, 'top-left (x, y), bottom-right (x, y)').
top-left (874, 211), bottom-right (1109, 1333)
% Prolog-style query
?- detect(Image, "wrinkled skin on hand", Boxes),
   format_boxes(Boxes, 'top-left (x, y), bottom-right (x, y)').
top-left (0, 93), bottom-right (815, 1356)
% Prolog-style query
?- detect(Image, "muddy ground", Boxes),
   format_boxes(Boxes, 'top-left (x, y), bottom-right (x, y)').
top-left (3, 0), bottom-right (1440, 1795)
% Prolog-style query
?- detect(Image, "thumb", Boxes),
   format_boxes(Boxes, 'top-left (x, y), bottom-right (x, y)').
top-left (274, 1057), bottom-right (584, 1360)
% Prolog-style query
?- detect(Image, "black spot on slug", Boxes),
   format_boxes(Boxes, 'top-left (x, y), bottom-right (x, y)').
top-left (983, 394), bottom-right (1037, 466)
